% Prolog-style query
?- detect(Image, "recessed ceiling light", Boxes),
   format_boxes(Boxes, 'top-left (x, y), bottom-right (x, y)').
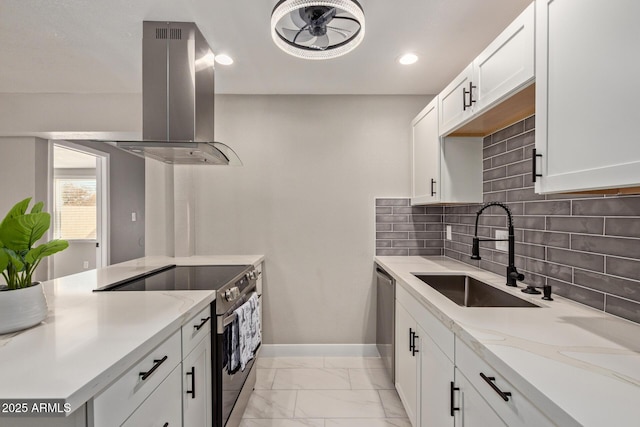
top-left (215, 54), bottom-right (234, 66)
top-left (398, 53), bottom-right (419, 65)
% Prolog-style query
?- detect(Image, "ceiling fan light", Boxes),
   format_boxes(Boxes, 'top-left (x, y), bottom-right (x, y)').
top-left (271, 0), bottom-right (365, 60)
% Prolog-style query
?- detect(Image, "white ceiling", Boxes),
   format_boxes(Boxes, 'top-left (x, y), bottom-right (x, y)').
top-left (54, 145), bottom-right (97, 169)
top-left (0, 0), bottom-right (531, 95)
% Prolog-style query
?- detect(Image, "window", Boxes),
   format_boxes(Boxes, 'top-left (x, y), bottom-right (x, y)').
top-left (54, 178), bottom-right (97, 240)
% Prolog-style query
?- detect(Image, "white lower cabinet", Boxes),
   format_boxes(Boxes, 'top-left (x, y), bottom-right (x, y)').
top-left (455, 338), bottom-right (555, 427)
top-left (395, 284), bottom-right (557, 427)
top-left (395, 301), bottom-right (418, 425)
top-left (454, 368), bottom-right (506, 427)
top-left (182, 334), bottom-right (212, 427)
top-left (90, 306), bottom-right (213, 427)
top-left (419, 325), bottom-right (454, 427)
top-left (395, 285), bottom-right (456, 427)
top-left (121, 366), bottom-right (182, 427)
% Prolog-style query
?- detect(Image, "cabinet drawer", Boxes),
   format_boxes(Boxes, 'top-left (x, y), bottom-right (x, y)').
top-left (182, 305), bottom-right (212, 357)
top-left (121, 365), bottom-right (182, 427)
top-left (396, 284), bottom-right (454, 362)
top-left (455, 338), bottom-right (555, 427)
top-left (92, 330), bottom-right (181, 427)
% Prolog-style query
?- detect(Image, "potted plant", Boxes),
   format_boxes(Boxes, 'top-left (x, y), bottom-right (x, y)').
top-left (0, 198), bottom-right (68, 334)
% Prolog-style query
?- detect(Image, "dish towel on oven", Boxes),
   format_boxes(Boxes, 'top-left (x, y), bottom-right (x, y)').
top-left (230, 292), bottom-right (261, 372)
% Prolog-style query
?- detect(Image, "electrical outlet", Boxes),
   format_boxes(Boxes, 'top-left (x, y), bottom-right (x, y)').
top-left (83, 261), bottom-right (89, 269)
top-left (131, 212), bottom-right (137, 222)
top-left (495, 230), bottom-right (508, 251)
top-left (446, 225), bottom-right (452, 240)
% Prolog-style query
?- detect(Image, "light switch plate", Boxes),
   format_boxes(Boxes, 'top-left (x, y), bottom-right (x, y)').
top-left (495, 230), bottom-right (508, 251)
top-left (446, 225), bottom-right (452, 240)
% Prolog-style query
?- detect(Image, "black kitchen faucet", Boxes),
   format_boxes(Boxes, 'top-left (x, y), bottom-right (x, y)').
top-left (471, 202), bottom-right (525, 287)
top-left (470, 202), bottom-right (552, 299)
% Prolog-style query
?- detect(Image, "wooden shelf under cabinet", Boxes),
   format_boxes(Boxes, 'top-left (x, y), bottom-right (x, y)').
top-left (449, 84), bottom-right (536, 137)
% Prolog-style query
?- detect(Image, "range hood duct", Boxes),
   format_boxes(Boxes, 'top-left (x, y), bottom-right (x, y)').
top-left (116, 21), bottom-right (241, 165)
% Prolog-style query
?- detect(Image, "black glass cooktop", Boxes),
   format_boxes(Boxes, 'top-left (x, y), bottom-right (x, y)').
top-left (100, 265), bottom-right (250, 292)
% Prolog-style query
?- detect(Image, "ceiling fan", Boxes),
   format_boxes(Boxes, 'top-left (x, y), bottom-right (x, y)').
top-left (271, 0), bottom-right (365, 60)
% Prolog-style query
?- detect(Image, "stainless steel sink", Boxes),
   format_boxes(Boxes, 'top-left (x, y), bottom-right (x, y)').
top-left (413, 274), bottom-right (539, 308)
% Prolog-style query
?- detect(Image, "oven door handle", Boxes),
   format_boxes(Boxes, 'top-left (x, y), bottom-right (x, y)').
top-left (217, 312), bottom-right (238, 333)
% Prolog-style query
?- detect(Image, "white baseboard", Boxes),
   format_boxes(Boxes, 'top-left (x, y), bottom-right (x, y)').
top-left (259, 344), bottom-right (380, 358)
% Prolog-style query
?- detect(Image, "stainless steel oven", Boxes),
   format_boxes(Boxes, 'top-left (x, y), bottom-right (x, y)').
top-left (96, 264), bottom-right (261, 427)
top-left (213, 268), bottom-right (260, 427)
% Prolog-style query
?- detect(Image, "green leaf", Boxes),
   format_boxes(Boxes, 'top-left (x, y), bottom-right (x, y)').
top-left (25, 240), bottom-right (69, 264)
top-left (0, 198), bottom-right (31, 229)
top-left (30, 201), bottom-right (44, 214)
top-left (3, 248), bottom-right (24, 271)
top-left (0, 212), bottom-right (51, 251)
top-left (0, 248), bottom-right (8, 272)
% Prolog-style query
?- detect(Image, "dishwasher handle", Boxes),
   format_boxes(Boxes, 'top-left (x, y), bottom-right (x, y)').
top-left (376, 267), bottom-right (394, 285)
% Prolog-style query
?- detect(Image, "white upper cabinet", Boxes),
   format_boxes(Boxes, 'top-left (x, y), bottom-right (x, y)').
top-left (412, 98), bottom-right (440, 205)
top-left (535, 0), bottom-right (640, 193)
top-left (439, 3), bottom-right (535, 137)
top-left (474, 3), bottom-right (534, 112)
top-left (411, 99), bottom-right (483, 206)
top-left (439, 64), bottom-right (476, 136)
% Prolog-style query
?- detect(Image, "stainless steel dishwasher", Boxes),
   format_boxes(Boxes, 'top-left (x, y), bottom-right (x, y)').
top-left (376, 265), bottom-right (395, 382)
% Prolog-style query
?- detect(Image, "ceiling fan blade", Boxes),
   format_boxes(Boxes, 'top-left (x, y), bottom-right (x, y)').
top-left (327, 26), bottom-right (351, 38)
top-left (311, 34), bottom-right (330, 50)
top-left (316, 7), bottom-right (337, 24)
top-left (292, 9), bottom-right (307, 28)
top-left (282, 27), bottom-right (313, 43)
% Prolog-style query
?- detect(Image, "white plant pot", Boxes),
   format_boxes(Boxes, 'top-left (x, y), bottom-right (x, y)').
top-left (0, 282), bottom-right (48, 335)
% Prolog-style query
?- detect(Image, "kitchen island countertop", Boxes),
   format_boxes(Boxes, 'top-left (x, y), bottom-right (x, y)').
top-left (375, 256), bottom-right (640, 427)
top-left (0, 255), bottom-right (264, 414)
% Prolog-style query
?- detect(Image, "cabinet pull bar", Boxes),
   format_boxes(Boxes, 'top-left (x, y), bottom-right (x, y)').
top-left (450, 382), bottom-right (460, 416)
top-left (463, 82), bottom-right (477, 110)
top-left (412, 332), bottom-right (419, 356)
top-left (532, 148), bottom-right (543, 183)
top-left (186, 366), bottom-right (196, 398)
top-left (469, 82), bottom-right (477, 106)
top-left (462, 86), bottom-right (468, 111)
top-left (194, 316), bottom-right (211, 331)
top-left (480, 373), bottom-right (512, 401)
top-left (409, 328), bottom-right (414, 352)
top-left (430, 178), bottom-right (437, 197)
top-left (139, 355), bottom-right (168, 381)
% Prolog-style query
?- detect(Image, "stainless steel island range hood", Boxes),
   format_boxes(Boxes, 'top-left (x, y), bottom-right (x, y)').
top-left (116, 21), bottom-right (241, 165)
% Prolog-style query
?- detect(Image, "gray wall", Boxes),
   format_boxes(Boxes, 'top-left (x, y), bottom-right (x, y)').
top-left (376, 116), bottom-right (640, 325)
top-left (0, 137), bottom-right (49, 282)
top-left (76, 141), bottom-right (146, 264)
top-left (164, 94), bottom-right (430, 344)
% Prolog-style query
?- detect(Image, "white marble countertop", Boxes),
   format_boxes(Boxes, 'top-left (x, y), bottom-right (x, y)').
top-left (0, 255), bottom-right (264, 414)
top-left (375, 256), bottom-right (640, 427)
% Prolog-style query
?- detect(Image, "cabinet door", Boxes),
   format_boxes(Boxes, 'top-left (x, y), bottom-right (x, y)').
top-left (121, 366), bottom-right (182, 427)
top-left (183, 335), bottom-right (213, 427)
top-left (412, 98), bottom-right (440, 205)
top-left (535, 0), bottom-right (640, 193)
top-left (439, 64), bottom-right (474, 136)
top-left (395, 301), bottom-right (418, 426)
top-left (454, 369), bottom-right (507, 427)
top-left (474, 3), bottom-right (534, 111)
top-left (419, 325), bottom-right (455, 427)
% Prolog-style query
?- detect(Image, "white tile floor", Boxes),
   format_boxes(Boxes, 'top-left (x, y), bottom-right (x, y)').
top-left (240, 357), bottom-right (410, 427)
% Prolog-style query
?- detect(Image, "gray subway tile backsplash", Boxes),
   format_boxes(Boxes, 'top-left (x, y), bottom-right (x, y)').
top-left (375, 115), bottom-right (640, 324)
